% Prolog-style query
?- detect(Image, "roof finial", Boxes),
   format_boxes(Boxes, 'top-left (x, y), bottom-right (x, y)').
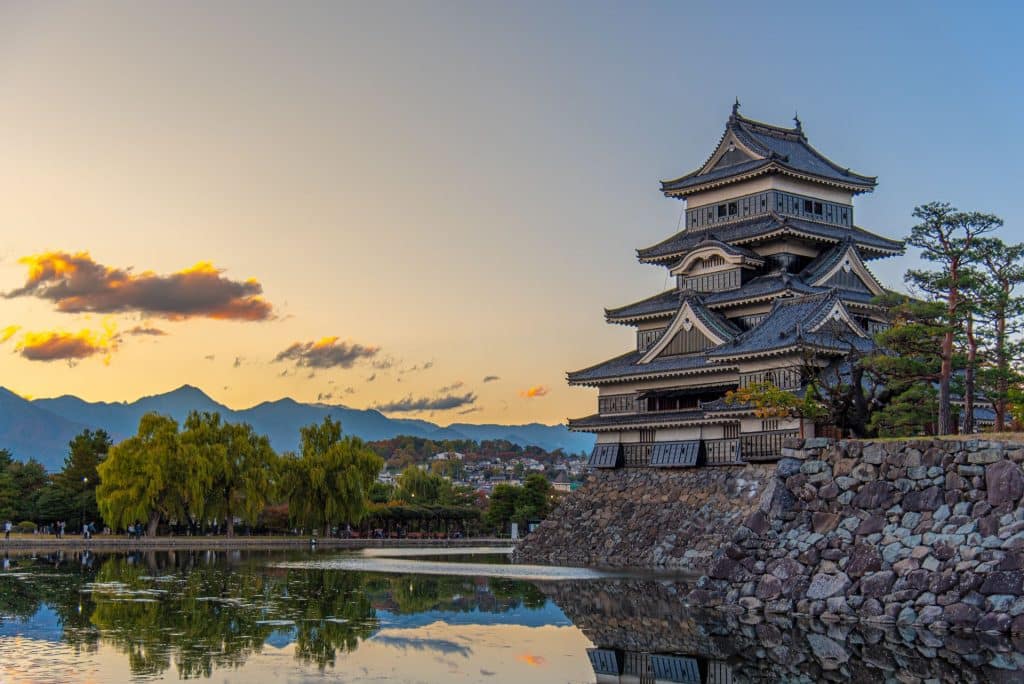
top-left (793, 111), bottom-right (802, 133)
top-left (732, 97), bottom-right (741, 116)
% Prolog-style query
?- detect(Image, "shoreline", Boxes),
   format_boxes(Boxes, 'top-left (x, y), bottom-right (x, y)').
top-left (0, 535), bottom-right (512, 553)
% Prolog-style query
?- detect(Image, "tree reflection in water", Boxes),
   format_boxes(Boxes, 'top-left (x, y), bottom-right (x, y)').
top-left (0, 550), bottom-right (550, 679)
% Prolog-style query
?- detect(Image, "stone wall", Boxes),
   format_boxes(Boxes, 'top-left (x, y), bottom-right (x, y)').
top-left (515, 464), bottom-right (776, 569)
top-left (696, 438), bottom-right (1024, 634)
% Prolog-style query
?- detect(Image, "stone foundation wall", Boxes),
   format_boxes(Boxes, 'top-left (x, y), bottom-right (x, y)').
top-left (515, 464), bottom-right (776, 569)
top-left (696, 438), bottom-right (1024, 633)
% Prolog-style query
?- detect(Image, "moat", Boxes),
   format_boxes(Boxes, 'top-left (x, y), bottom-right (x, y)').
top-left (0, 547), bottom-right (1021, 682)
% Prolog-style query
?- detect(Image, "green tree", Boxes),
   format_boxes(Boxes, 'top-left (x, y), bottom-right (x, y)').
top-left (53, 429), bottom-right (112, 530)
top-left (862, 294), bottom-right (947, 436)
top-left (180, 412), bottom-right (278, 536)
top-left (96, 413), bottom-right (190, 535)
top-left (514, 474), bottom-right (553, 523)
top-left (484, 484), bottom-right (519, 534)
top-left (904, 202), bottom-right (1001, 434)
top-left (393, 466), bottom-right (442, 504)
top-left (282, 417), bottom-right (383, 535)
top-left (973, 237), bottom-right (1024, 431)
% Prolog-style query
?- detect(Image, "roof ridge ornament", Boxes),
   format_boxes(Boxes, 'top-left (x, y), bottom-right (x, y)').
top-left (793, 111), bottom-right (803, 135)
top-left (731, 97), bottom-right (741, 119)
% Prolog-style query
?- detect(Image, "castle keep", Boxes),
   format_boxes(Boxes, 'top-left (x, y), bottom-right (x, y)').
top-left (570, 103), bottom-right (903, 468)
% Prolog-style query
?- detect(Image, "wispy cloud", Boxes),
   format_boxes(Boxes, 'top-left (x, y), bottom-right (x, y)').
top-left (519, 385), bottom-right (549, 398)
top-left (233, 356), bottom-right (244, 368)
top-left (317, 392), bottom-right (333, 402)
top-left (482, 375), bottom-right (500, 383)
top-left (373, 391), bottom-right (477, 413)
top-left (366, 373), bottom-right (377, 382)
top-left (124, 325), bottom-right (166, 336)
top-left (6, 251), bottom-right (273, 321)
top-left (458, 406), bottom-right (483, 415)
top-left (274, 336), bottom-right (379, 369)
top-left (437, 380), bottom-right (465, 393)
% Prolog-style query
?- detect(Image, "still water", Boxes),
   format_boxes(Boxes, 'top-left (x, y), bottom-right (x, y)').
top-left (0, 547), bottom-right (1022, 683)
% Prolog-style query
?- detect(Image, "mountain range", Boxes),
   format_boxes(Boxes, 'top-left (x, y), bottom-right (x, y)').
top-left (0, 385), bottom-right (595, 471)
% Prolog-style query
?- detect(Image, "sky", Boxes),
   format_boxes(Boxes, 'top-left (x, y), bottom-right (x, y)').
top-left (0, 1), bottom-right (1021, 425)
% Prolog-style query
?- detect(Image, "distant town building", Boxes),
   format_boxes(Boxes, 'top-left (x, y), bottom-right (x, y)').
top-left (570, 103), bottom-right (903, 468)
top-left (432, 451), bottom-right (465, 461)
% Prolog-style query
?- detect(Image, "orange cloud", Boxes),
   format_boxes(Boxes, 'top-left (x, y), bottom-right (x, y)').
top-left (14, 322), bottom-right (119, 365)
top-left (519, 385), bottom-right (549, 398)
top-left (6, 251), bottom-right (273, 321)
top-left (0, 325), bottom-right (20, 343)
top-left (516, 654), bottom-right (546, 666)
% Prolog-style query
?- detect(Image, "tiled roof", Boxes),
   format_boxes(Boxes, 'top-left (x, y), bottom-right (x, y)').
top-left (605, 272), bottom-right (882, 324)
top-left (661, 111), bottom-right (876, 194)
top-left (637, 214), bottom-right (903, 263)
top-left (568, 409), bottom-right (709, 430)
top-left (701, 273), bottom-right (819, 306)
top-left (567, 349), bottom-right (732, 385)
top-left (605, 289), bottom-right (679, 321)
top-left (680, 294), bottom-right (743, 341)
top-left (707, 291), bottom-right (874, 360)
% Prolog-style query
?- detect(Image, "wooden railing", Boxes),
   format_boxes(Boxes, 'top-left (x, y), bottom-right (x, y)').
top-left (740, 430), bottom-right (800, 461)
top-left (704, 438), bottom-right (740, 465)
top-left (623, 442), bottom-right (653, 467)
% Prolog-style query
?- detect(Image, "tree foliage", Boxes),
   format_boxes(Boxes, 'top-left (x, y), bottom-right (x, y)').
top-left (282, 417), bottom-right (383, 535)
top-left (96, 413), bottom-right (189, 535)
top-left (180, 412), bottom-right (278, 536)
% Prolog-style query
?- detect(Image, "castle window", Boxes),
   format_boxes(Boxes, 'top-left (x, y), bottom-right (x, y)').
top-left (724, 424), bottom-right (739, 439)
top-left (762, 419), bottom-right (779, 432)
top-left (640, 429), bottom-right (656, 443)
top-left (728, 202), bottom-right (737, 215)
top-left (717, 204), bottom-right (727, 218)
top-left (814, 202), bottom-right (823, 215)
top-left (803, 199), bottom-right (813, 213)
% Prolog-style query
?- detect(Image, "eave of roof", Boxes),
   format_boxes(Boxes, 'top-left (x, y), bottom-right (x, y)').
top-left (636, 214), bottom-right (903, 264)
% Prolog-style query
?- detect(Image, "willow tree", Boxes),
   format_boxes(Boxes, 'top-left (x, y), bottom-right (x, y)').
top-left (282, 417), bottom-right (383, 536)
top-left (96, 413), bottom-right (193, 535)
top-left (180, 412), bottom-right (278, 536)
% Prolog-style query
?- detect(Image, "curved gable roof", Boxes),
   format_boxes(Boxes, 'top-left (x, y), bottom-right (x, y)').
top-left (661, 107), bottom-right (877, 196)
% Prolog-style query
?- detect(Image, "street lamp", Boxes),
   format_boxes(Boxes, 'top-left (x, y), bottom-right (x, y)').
top-left (81, 477), bottom-right (88, 536)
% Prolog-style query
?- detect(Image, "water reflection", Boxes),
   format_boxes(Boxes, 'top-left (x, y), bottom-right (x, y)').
top-left (544, 578), bottom-right (1024, 683)
top-left (1, 551), bottom-right (1022, 682)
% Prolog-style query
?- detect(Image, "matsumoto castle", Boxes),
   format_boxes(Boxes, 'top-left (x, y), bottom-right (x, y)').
top-left (571, 102), bottom-right (903, 469)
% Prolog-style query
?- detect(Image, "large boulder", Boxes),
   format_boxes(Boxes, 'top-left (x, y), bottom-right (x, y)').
top-left (851, 481), bottom-right (896, 509)
top-left (986, 460), bottom-right (1024, 507)
top-left (806, 572), bottom-right (851, 600)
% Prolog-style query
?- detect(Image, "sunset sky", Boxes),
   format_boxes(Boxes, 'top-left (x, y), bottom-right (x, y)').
top-left (1, 1), bottom-right (1021, 424)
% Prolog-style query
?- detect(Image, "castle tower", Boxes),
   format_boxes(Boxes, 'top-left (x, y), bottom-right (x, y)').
top-left (570, 104), bottom-right (903, 468)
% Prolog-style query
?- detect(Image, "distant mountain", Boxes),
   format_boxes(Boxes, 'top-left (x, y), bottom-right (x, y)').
top-left (0, 388), bottom-right (93, 471)
top-left (1, 385), bottom-right (594, 470)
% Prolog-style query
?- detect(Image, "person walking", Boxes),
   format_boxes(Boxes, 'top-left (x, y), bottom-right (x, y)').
top-left (3, 520), bottom-right (11, 540)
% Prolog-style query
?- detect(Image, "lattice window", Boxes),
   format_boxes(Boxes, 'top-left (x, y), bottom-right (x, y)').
top-left (723, 423), bottom-right (739, 439)
top-left (639, 428), bottom-right (656, 443)
top-left (762, 419), bottom-right (779, 431)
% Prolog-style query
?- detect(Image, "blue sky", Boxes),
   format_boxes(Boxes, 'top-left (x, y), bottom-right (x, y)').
top-left (0, 1), bottom-right (1020, 421)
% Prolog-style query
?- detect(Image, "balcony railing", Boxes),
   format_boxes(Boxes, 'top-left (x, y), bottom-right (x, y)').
top-left (740, 430), bottom-right (800, 461)
top-left (623, 442), bottom-right (654, 467)
top-left (704, 438), bottom-right (741, 465)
